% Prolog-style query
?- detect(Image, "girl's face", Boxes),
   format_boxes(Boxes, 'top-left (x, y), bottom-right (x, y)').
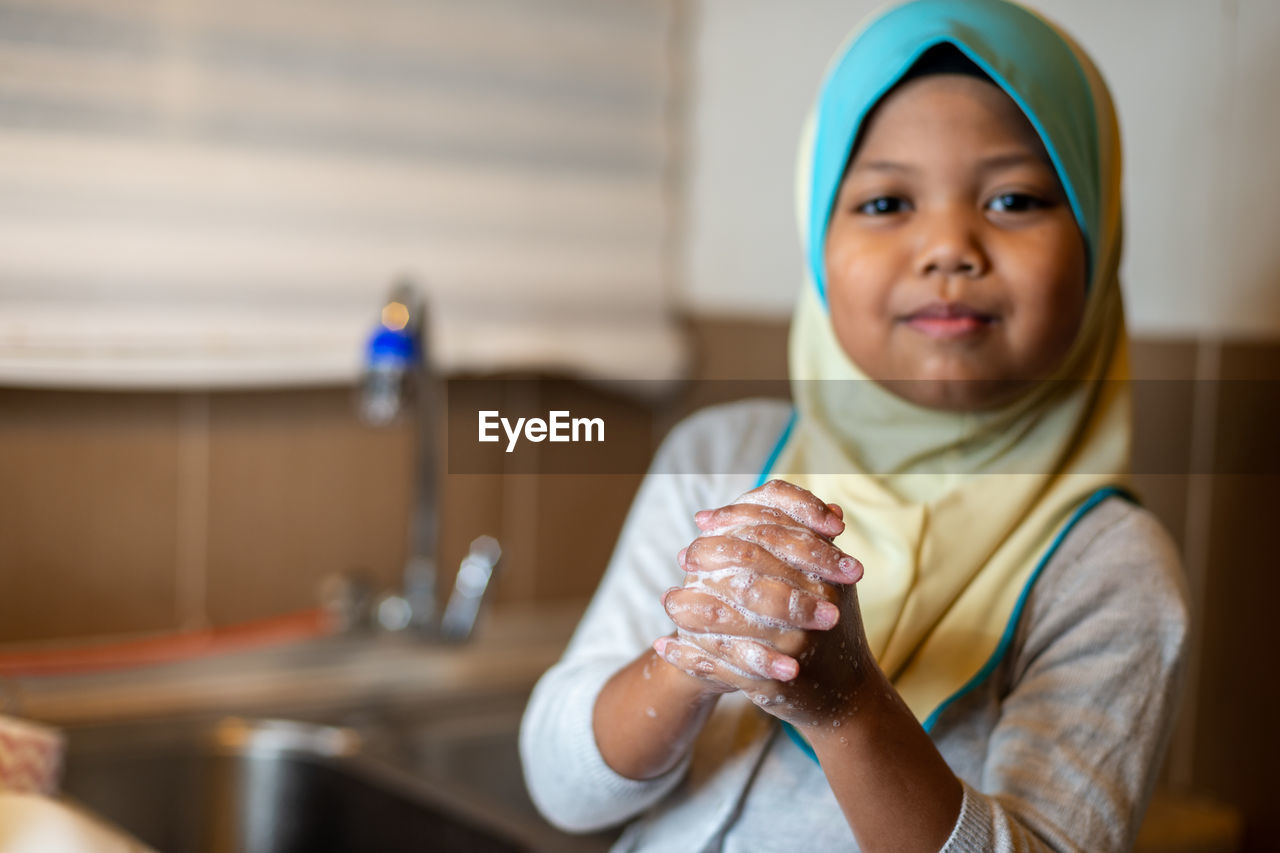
top-left (824, 74), bottom-right (1088, 411)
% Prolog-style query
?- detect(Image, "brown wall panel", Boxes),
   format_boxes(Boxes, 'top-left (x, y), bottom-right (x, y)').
top-left (0, 390), bottom-right (181, 642)
top-left (1129, 337), bottom-right (1200, 552)
top-left (204, 389), bottom-right (414, 626)
top-left (1195, 473), bottom-right (1280, 853)
top-left (1192, 341), bottom-right (1280, 853)
top-left (529, 473), bottom-right (646, 603)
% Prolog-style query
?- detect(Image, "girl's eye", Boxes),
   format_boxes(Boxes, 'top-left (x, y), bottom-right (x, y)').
top-left (988, 193), bottom-right (1048, 213)
top-left (856, 196), bottom-right (909, 215)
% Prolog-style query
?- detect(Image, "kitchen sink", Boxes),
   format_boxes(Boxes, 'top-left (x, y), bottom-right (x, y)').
top-left (60, 697), bottom-right (618, 853)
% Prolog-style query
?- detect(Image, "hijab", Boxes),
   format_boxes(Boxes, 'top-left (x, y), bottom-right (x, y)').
top-left (766, 0), bottom-right (1131, 728)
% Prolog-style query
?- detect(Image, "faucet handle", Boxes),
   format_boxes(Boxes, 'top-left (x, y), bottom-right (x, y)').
top-left (439, 536), bottom-right (502, 642)
top-left (319, 570), bottom-right (377, 633)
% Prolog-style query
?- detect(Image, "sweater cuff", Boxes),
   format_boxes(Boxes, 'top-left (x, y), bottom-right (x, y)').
top-left (940, 780), bottom-right (995, 852)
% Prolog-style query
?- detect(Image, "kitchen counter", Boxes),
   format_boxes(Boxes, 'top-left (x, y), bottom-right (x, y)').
top-left (6, 600), bottom-right (1242, 853)
top-left (9, 601), bottom-right (586, 730)
top-left (16, 600), bottom-right (618, 853)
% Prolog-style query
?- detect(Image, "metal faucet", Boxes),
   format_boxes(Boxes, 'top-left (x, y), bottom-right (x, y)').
top-left (335, 278), bottom-right (500, 639)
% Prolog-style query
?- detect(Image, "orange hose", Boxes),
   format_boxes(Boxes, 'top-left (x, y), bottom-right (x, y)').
top-left (0, 608), bottom-right (334, 677)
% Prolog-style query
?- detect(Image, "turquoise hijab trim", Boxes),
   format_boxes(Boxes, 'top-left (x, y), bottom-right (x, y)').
top-left (805, 0), bottom-right (1100, 303)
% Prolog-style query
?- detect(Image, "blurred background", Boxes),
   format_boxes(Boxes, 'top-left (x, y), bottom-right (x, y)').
top-left (0, 0), bottom-right (1275, 851)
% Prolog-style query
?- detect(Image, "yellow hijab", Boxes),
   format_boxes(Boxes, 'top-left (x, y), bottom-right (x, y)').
top-left (765, 0), bottom-right (1131, 729)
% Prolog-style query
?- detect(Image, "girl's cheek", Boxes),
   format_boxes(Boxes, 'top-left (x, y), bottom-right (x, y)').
top-left (1014, 274), bottom-right (1086, 377)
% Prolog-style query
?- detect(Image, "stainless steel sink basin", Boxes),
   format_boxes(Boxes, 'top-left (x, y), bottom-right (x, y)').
top-left (60, 698), bottom-right (618, 853)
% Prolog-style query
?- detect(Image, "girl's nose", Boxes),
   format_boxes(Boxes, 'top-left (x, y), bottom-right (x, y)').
top-left (915, 211), bottom-right (988, 280)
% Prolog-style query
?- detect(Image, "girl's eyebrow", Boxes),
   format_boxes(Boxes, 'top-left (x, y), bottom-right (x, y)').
top-left (848, 159), bottom-right (917, 174)
top-left (849, 151), bottom-right (1046, 175)
top-left (978, 152), bottom-right (1047, 171)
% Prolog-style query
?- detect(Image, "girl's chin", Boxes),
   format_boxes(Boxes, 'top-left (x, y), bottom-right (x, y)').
top-left (875, 376), bottom-right (1032, 412)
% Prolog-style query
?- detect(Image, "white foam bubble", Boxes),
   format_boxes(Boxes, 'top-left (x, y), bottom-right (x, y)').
top-left (677, 630), bottom-right (755, 679)
top-left (738, 641), bottom-right (770, 677)
top-left (787, 588), bottom-right (805, 623)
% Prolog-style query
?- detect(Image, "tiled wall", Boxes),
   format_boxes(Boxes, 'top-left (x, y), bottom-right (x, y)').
top-left (0, 388), bottom-right (415, 640)
top-left (1, 319), bottom-right (1277, 850)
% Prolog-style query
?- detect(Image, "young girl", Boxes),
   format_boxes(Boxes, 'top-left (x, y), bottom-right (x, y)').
top-left (520, 1), bottom-right (1188, 850)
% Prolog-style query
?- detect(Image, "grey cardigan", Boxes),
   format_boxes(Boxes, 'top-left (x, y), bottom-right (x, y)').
top-left (520, 401), bottom-right (1189, 852)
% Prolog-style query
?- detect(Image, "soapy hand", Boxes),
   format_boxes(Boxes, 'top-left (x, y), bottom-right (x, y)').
top-left (654, 479), bottom-right (875, 727)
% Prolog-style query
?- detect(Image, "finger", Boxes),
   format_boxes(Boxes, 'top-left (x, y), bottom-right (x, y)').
top-left (664, 588), bottom-right (814, 657)
top-left (695, 502), bottom-right (811, 537)
top-left (731, 524), bottom-right (863, 584)
top-left (743, 479), bottom-right (846, 538)
top-left (686, 527), bottom-right (861, 585)
top-left (665, 586), bottom-right (816, 652)
top-left (704, 574), bottom-right (841, 630)
top-left (684, 536), bottom-right (831, 594)
top-left (682, 631), bottom-right (799, 681)
top-left (653, 636), bottom-right (755, 690)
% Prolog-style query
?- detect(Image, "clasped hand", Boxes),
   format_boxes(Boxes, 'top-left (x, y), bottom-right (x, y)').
top-left (654, 479), bottom-right (874, 728)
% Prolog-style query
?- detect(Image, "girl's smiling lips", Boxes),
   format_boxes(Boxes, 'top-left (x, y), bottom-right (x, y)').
top-left (900, 301), bottom-right (998, 339)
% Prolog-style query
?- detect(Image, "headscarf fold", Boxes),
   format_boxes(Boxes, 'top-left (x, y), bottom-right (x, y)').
top-left (767, 0), bottom-right (1131, 725)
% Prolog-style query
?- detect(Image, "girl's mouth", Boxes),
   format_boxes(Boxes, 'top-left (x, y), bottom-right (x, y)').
top-left (901, 301), bottom-right (997, 339)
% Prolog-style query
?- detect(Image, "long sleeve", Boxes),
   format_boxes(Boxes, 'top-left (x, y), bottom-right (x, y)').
top-left (516, 460), bottom-right (695, 832)
top-left (937, 501), bottom-right (1190, 852)
top-left (518, 403), bottom-right (787, 833)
